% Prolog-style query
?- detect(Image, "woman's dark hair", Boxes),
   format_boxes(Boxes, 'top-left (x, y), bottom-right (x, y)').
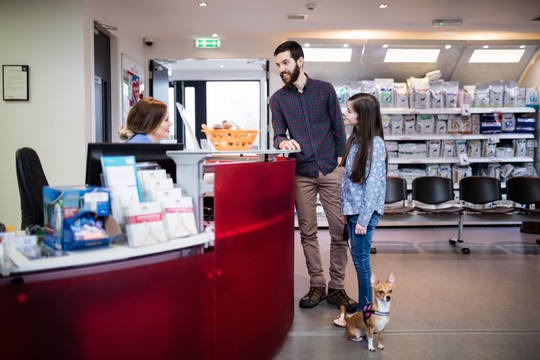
top-left (118, 98), bottom-right (167, 141)
top-left (274, 40), bottom-right (304, 62)
top-left (340, 93), bottom-right (387, 183)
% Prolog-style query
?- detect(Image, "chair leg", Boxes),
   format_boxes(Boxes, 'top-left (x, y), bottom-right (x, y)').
top-left (449, 212), bottom-right (470, 254)
top-left (370, 247), bottom-right (377, 254)
top-left (537, 238), bottom-right (540, 245)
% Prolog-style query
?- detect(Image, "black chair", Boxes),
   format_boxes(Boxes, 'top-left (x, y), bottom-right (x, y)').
top-left (506, 176), bottom-right (540, 245)
top-left (16, 147), bottom-right (49, 230)
top-left (412, 176), bottom-right (468, 253)
top-left (384, 176), bottom-right (414, 214)
top-left (459, 176), bottom-right (514, 214)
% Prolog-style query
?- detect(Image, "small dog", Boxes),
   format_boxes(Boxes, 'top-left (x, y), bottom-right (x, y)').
top-left (335, 273), bottom-right (395, 351)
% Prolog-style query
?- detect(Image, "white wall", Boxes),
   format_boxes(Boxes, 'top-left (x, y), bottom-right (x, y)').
top-left (0, 0), bottom-right (145, 230)
top-left (0, 0), bottom-right (87, 229)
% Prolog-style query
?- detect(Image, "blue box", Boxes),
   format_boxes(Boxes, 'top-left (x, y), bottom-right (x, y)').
top-left (43, 186), bottom-right (115, 250)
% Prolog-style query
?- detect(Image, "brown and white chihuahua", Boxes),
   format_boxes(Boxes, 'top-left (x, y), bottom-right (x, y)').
top-left (335, 273), bottom-right (395, 351)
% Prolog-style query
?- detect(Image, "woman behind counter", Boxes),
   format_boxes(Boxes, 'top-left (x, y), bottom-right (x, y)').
top-left (118, 98), bottom-right (172, 143)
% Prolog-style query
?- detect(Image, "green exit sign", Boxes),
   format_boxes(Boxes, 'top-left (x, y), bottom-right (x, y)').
top-left (195, 39), bottom-right (221, 48)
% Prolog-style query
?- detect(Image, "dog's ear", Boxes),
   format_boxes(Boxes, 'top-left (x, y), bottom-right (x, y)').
top-left (387, 273), bottom-right (395, 286)
top-left (370, 274), bottom-right (379, 287)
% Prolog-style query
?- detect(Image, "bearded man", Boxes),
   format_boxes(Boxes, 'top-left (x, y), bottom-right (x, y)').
top-left (269, 40), bottom-right (357, 313)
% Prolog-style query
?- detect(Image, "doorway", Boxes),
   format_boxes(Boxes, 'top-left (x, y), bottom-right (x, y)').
top-left (93, 26), bottom-right (111, 142)
top-left (165, 59), bottom-right (268, 150)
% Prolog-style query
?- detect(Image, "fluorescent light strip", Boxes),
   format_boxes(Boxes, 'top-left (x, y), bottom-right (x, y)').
top-left (303, 48), bottom-right (352, 62)
top-left (384, 48), bottom-right (440, 63)
top-left (469, 49), bottom-right (525, 63)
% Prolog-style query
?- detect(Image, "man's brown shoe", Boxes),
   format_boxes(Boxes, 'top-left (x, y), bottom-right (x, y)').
top-left (299, 286), bottom-right (326, 308)
top-left (327, 288), bottom-right (358, 313)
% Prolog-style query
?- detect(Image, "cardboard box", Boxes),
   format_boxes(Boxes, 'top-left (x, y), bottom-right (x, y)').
top-left (43, 186), bottom-right (116, 250)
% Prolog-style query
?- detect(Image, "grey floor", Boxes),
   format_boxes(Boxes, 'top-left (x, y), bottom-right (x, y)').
top-left (270, 225), bottom-right (540, 360)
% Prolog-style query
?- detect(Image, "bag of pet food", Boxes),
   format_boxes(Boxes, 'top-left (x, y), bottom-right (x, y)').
top-left (436, 115), bottom-right (448, 134)
top-left (403, 114), bottom-right (416, 135)
top-left (410, 77), bottom-right (430, 109)
top-left (416, 115), bottom-right (435, 134)
top-left (375, 78), bottom-right (394, 108)
top-left (504, 80), bottom-right (519, 107)
top-left (490, 80), bottom-right (504, 107)
top-left (474, 83), bottom-right (490, 107)
top-left (333, 82), bottom-right (348, 108)
top-left (390, 115), bottom-right (403, 134)
top-left (362, 80), bottom-right (377, 96)
top-left (394, 82), bottom-right (409, 108)
top-left (444, 81), bottom-right (459, 108)
top-left (348, 81), bottom-right (363, 97)
top-left (430, 80), bottom-right (444, 108)
top-left (526, 86), bottom-right (539, 106)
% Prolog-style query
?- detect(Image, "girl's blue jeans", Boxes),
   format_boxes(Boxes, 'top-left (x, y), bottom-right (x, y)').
top-left (346, 212), bottom-right (380, 311)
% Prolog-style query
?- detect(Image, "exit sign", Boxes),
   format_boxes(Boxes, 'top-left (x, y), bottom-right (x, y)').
top-left (195, 39), bottom-right (221, 48)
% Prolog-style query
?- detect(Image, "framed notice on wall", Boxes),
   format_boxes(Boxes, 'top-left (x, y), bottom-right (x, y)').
top-left (121, 54), bottom-right (145, 124)
top-left (3, 65), bottom-right (29, 101)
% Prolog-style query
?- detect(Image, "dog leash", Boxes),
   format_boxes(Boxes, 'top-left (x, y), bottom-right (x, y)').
top-left (344, 223), bottom-right (390, 325)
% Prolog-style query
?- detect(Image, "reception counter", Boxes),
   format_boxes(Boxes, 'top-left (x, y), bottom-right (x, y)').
top-left (0, 154), bottom-right (296, 360)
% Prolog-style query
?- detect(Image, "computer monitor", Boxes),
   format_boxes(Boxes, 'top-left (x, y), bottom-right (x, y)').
top-left (85, 142), bottom-right (184, 186)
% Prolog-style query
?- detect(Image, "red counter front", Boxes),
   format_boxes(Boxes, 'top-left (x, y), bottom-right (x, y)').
top-left (0, 157), bottom-right (296, 360)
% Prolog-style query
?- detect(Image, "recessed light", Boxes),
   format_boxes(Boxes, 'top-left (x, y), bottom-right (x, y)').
top-left (220, 64), bottom-right (224, 68)
top-left (198, 2), bottom-right (208, 7)
top-left (382, 44), bottom-right (389, 48)
top-left (211, 33), bottom-right (219, 38)
top-left (384, 49), bottom-right (440, 63)
top-left (304, 43), bottom-right (311, 48)
top-left (520, 45), bottom-right (526, 49)
top-left (483, 45), bottom-right (490, 49)
top-left (445, 44), bottom-right (452, 49)
top-left (343, 43), bottom-right (350, 48)
top-left (378, 4), bottom-right (388, 9)
top-left (469, 49), bottom-right (525, 63)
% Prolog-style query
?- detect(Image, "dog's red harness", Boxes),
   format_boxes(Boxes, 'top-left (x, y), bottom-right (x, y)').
top-left (363, 303), bottom-right (390, 325)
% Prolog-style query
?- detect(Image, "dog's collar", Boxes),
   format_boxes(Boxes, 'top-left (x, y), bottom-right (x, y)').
top-left (363, 303), bottom-right (390, 324)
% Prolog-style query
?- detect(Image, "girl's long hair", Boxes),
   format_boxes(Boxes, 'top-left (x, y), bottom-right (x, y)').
top-left (339, 93), bottom-right (387, 183)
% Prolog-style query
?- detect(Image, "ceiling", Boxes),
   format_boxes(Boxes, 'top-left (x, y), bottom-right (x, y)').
top-left (105, 0), bottom-right (540, 41)
top-left (103, 0), bottom-right (540, 84)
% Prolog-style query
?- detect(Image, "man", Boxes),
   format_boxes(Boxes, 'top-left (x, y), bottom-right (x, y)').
top-left (269, 40), bottom-right (357, 312)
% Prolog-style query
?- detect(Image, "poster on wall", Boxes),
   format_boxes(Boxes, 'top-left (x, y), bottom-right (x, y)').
top-left (121, 54), bottom-right (145, 124)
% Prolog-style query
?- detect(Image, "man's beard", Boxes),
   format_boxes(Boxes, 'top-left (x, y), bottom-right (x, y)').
top-left (280, 62), bottom-right (300, 85)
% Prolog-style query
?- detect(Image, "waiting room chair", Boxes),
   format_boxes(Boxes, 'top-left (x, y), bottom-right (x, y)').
top-left (506, 176), bottom-right (540, 245)
top-left (16, 147), bottom-right (49, 230)
top-left (384, 176), bottom-right (414, 214)
top-left (412, 176), bottom-right (468, 253)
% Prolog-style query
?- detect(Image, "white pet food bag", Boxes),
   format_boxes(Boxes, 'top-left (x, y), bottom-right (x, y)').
top-left (490, 80), bottom-right (504, 107)
top-left (362, 80), bottom-right (377, 96)
top-left (416, 115), bottom-right (435, 134)
top-left (333, 83), bottom-right (348, 108)
top-left (394, 82), bottom-right (409, 108)
top-left (411, 77), bottom-right (430, 109)
top-left (430, 80), bottom-right (444, 108)
top-left (436, 114), bottom-right (448, 134)
top-left (526, 86), bottom-right (539, 106)
top-left (375, 78), bottom-right (394, 108)
top-left (348, 81), bottom-right (363, 97)
top-left (382, 115), bottom-right (391, 135)
top-left (444, 81), bottom-right (459, 108)
top-left (461, 85), bottom-right (475, 107)
top-left (502, 113), bottom-right (516, 133)
top-left (390, 115), bottom-right (403, 134)
top-left (504, 81), bottom-right (519, 107)
top-left (474, 83), bottom-right (490, 107)
top-left (403, 114), bottom-right (416, 135)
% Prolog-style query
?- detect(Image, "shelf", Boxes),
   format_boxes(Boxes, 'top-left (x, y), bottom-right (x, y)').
top-left (389, 156), bottom-right (533, 165)
top-left (385, 133), bottom-right (534, 141)
top-left (377, 106), bottom-right (536, 115)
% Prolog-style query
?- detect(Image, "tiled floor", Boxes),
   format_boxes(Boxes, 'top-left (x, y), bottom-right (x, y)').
top-left (270, 225), bottom-right (540, 360)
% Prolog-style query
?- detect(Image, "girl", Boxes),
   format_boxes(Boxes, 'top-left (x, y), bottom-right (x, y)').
top-left (337, 93), bottom-right (387, 321)
top-left (118, 98), bottom-right (171, 143)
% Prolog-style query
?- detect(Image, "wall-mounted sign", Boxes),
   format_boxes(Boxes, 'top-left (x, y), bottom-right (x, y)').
top-left (3, 65), bottom-right (29, 101)
top-left (195, 39), bottom-right (221, 48)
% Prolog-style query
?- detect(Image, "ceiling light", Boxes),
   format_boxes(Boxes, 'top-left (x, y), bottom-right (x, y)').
top-left (343, 43), bottom-right (349, 48)
top-left (303, 48), bottom-right (353, 62)
top-left (520, 45), bottom-right (526, 48)
top-left (469, 49), bottom-right (525, 63)
top-left (211, 33), bottom-right (219, 38)
top-left (198, 2), bottom-right (208, 6)
top-left (483, 45), bottom-right (490, 49)
top-left (384, 48), bottom-right (440, 63)
top-left (378, 4), bottom-right (388, 8)
top-left (304, 43), bottom-right (311, 48)
top-left (445, 44), bottom-right (452, 50)
top-left (382, 44), bottom-right (389, 48)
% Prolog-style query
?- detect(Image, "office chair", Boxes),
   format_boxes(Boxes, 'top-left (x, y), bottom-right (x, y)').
top-left (412, 176), bottom-right (468, 253)
top-left (16, 147), bottom-right (49, 230)
top-left (506, 176), bottom-right (540, 245)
